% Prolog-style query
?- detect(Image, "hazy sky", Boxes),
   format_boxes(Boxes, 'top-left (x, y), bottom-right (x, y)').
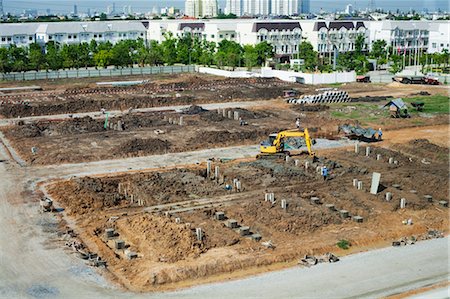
top-left (3, 0), bottom-right (449, 14)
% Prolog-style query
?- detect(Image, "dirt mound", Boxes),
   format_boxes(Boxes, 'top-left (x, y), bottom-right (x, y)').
top-left (397, 139), bottom-right (449, 163)
top-left (233, 108), bottom-right (272, 119)
top-left (116, 214), bottom-right (205, 263)
top-left (291, 104), bottom-right (329, 112)
top-left (182, 105), bottom-right (207, 115)
top-left (228, 200), bottom-right (342, 235)
top-left (116, 138), bottom-right (171, 154)
top-left (47, 177), bottom-right (125, 216)
top-left (115, 113), bottom-right (166, 129)
top-left (199, 111), bottom-right (226, 122)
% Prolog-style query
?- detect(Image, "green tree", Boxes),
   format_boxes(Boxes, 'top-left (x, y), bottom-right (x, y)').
top-left (0, 48), bottom-right (11, 73)
top-left (355, 34), bottom-right (366, 54)
top-left (199, 40), bottom-right (216, 66)
top-left (370, 39), bottom-right (387, 66)
top-left (216, 40), bottom-right (243, 69)
top-left (8, 44), bottom-right (29, 72)
top-left (243, 45), bottom-right (258, 70)
top-left (255, 41), bottom-right (274, 66)
top-left (28, 43), bottom-right (46, 71)
top-left (45, 42), bottom-right (63, 70)
top-left (161, 33), bottom-right (178, 65)
top-left (298, 41), bottom-right (318, 72)
top-left (176, 34), bottom-right (194, 64)
top-left (111, 41), bottom-right (133, 67)
top-left (93, 50), bottom-right (112, 68)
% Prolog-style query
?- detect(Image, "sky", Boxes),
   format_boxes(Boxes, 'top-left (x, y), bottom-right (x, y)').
top-left (2, 0), bottom-right (449, 14)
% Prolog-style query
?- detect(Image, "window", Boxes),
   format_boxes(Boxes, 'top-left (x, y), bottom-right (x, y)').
top-left (219, 34), bottom-right (223, 38)
top-left (211, 34), bottom-right (215, 38)
top-left (49, 36), bottom-right (53, 40)
top-left (73, 35), bottom-right (77, 39)
top-left (440, 43), bottom-right (444, 47)
top-left (1, 37), bottom-right (5, 42)
top-left (99, 34), bottom-right (102, 38)
top-left (231, 34), bottom-right (235, 38)
top-left (140, 33), bottom-right (144, 36)
top-left (29, 36), bottom-right (33, 41)
top-left (94, 34), bottom-right (97, 38)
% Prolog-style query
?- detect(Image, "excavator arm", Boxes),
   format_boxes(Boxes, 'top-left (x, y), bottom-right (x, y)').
top-left (260, 128), bottom-right (314, 157)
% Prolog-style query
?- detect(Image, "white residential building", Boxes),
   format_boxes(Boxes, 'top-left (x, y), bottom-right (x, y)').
top-left (428, 22), bottom-right (450, 54)
top-left (0, 21), bottom-right (147, 48)
top-left (300, 20), bottom-right (369, 54)
top-left (367, 21), bottom-right (430, 54)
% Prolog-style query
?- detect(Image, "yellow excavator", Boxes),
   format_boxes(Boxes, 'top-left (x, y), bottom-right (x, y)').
top-left (257, 128), bottom-right (315, 159)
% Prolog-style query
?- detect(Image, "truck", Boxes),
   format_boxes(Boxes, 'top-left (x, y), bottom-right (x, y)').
top-left (392, 75), bottom-right (440, 85)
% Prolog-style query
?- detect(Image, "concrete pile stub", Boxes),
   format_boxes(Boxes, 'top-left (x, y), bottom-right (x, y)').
top-left (424, 195), bottom-right (433, 202)
top-left (339, 210), bottom-right (349, 218)
top-left (353, 216), bottom-right (363, 223)
top-left (400, 198), bottom-right (406, 209)
top-left (386, 192), bottom-right (392, 201)
top-left (105, 228), bottom-right (115, 239)
top-left (370, 172), bottom-right (381, 195)
top-left (226, 219), bottom-right (239, 229)
top-left (365, 147), bottom-right (371, 157)
top-left (310, 197), bottom-right (320, 204)
top-left (215, 212), bottom-right (225, 221)
top-left (357, 181), bottom-right (363, 190)
top-left (239, 226), bottom-right (250, 236)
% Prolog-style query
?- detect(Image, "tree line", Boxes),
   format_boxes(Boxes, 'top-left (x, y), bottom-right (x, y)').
top-left (0, 35), bottom-right (273, 73)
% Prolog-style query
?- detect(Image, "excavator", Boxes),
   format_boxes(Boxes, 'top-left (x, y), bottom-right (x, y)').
top-left (257, 128), bottom-right (315, 159)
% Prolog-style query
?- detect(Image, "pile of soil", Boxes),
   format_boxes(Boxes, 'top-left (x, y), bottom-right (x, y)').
top-left (228, 199), bottom-right (342, 235)
top-left (47, 177), bottom-right (125, 216)
top-left (199, 111), bottom-right (226, 122)
top-left (182, 105), bottom-right (207, 115)
top-left (233, 108), bottom-right (272, 119)
top-left (7, 116), bottom-right (105, 138)
top-left (397, 139), bottom-right (448, 163)
top-left (116, 214), bottom-right (205, 263)
top-left (292, 104), bottom-right (329, 112)
top-left (115, 113), bottom-right (166, 129)
top-left (116, 138), bottom-right (171, 154)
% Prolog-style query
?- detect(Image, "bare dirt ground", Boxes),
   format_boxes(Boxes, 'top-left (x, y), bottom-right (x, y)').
top-left (0, 74), bottom-right (447, 166)
top-left (0, 73), bottom-right (448, 294)
top-left (44, 134), bottom-right (449, 291)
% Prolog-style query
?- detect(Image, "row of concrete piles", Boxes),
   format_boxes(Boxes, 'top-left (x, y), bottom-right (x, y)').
top-left (353, 143), bottom-right (448, 209)
top-left (264, 192), bottom-right (364, 222)
top-left (205, 160), bottom-right (243, 192)
top-left (117, 182), bottom-right (146, 206)
top-left (217, 108), bottom-right (241, 121)
top-left (163, 115), bottom-right (184, 126)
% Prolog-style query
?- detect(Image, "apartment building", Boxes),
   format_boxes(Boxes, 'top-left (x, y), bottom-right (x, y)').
top-left (185, 0), bottom-right (218, 18)
top-left (0, 21), bottom-right (147, 48)
top-left (301, 20), bottom-right (369, 54)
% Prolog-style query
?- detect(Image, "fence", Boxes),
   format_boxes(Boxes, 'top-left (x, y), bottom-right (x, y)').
top-left (0, 65), bottom-right (195, 81)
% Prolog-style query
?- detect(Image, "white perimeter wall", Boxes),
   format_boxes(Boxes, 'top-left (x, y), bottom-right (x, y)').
top-left (197, 66), bottom-right (356, 84)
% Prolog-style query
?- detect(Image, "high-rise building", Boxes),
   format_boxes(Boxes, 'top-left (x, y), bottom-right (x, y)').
top-left (300, 0), bottom-right (310, 14)
top-left (272, 0), bottom-right (298, 16)
top-left (255, 0), bottom-right (270, 15)
top-left (345, 4), bottom-right (353, 14)
top-left (185, 0), bottom-right (218, 18)
top-left (73, 4), bottom-right (78, 15)
top-left (225, 0), bottom-right (243, 16)
top-left (0, 0), bottom-right (3, 16)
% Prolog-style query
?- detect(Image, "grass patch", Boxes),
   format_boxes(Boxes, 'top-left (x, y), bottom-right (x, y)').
top-left (337, 239), bottom-right (351, 250)
top-left (403, 95), bottom-right (449, 114)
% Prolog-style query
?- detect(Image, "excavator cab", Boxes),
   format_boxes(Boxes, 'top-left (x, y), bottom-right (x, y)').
top-left (260, 133), bottom-right (282, 154)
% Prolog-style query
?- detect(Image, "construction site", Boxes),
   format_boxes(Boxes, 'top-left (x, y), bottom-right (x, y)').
top-left (0, 73), bottom-right (448, 296)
